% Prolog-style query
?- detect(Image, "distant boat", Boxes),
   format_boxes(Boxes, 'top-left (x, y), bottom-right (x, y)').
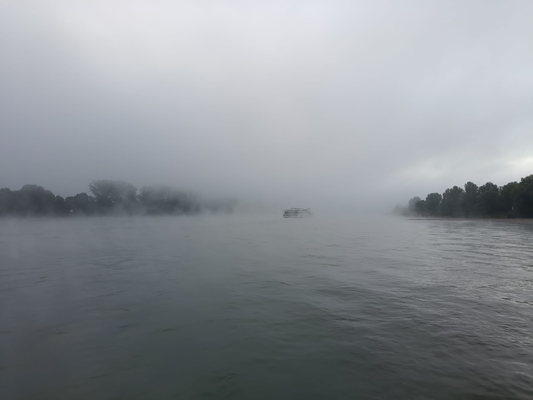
top-left (283, 208), bottom-right (312, 218)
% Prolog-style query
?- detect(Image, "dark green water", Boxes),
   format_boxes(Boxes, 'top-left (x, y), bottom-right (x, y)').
top-left (1, 215), bottom-right (533, 399)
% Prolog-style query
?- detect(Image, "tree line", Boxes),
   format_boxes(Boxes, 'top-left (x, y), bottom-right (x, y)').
top-left (402, 174), bottom-right (533, 218)
top-left (0, 180), bottom-right (236, 217)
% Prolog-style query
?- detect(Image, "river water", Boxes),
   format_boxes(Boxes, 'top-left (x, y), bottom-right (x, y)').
top-left (1, 215), bottom-right (533, 399)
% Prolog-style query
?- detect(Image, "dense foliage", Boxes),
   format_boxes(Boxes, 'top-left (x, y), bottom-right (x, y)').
top-left (0, 180), bottom-right (236, 217)
top-left (405, 174), bottom-right (533, 218)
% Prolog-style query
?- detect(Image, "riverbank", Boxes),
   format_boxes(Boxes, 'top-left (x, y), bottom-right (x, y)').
top-left (407, 217), bottom-right (533, 224)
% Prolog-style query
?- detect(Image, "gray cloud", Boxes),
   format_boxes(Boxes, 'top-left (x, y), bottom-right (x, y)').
top-left (1, 0), bottom-right (532, 211)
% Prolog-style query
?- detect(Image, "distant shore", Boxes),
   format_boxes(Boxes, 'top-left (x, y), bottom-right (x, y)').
top-left (402, 175), bottom-right (533, 219)
top-left (0, 181), bottom-right (236, 217)
top-left (407, 217), bottom-right (533, 224)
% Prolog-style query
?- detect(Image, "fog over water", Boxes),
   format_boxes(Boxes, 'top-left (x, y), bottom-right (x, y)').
top-left (1, 1), bottom-right (533, 210)
top-left (2, 3), bottom-right (533, 399)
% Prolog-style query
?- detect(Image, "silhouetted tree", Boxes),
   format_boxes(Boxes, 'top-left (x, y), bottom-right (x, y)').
top-left (54, 195), bottom-right (69, 215)
top-left (462, 181), bottom-right (478, 217)
top-left (512, 175), bottom-right (533, 217)
top-left (0, 181), bottom-right (236, 217)
top-left (414, 200), bottom-right (427, 215)
top-left (440, 186), bottom-right (464, 217)
top-left (477, 182), bottom-right (499, 216)
top-left (0, 188), bottom-right (14, 216)
top-left (89, 180), bottom-right (138, 214)
top-left (406, 174), bottom-right (533, 219)
top-left (500, 181), bottom-right (518, 215)
top-left (19, 185), bottom-right (59, 215)
top-left (425, 192), bottom-right (442, 216)
top-left (0, 185), bottom-right (68, 216)
top-left (65, 192), bottom-right (95, 215)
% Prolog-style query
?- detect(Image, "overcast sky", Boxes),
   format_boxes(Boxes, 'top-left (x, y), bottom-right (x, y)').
top-left (1, 0), bottom-right (532, 210)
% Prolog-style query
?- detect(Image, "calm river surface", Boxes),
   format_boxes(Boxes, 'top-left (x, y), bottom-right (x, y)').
top-left (1, 215), bottom-right (533, 399)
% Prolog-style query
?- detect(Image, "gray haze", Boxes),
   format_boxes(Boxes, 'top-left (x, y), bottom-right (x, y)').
top-left (1, 0), bottom-right (532, 211)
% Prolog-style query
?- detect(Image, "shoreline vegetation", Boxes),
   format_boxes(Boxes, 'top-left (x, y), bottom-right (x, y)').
top-left (0, 180), bottom-right (237, 217)
top-left (407, 217), bottom-right (533, 224)
top-left (396, 174), bottom-right (533, 219)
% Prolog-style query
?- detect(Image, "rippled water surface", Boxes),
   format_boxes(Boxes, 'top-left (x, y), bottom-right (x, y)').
top-left (1, 215), bottom-right (533, 399)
